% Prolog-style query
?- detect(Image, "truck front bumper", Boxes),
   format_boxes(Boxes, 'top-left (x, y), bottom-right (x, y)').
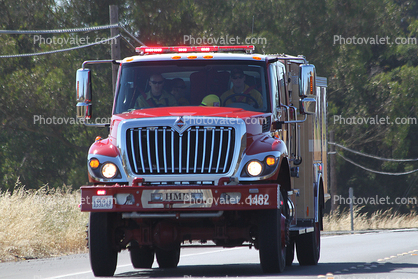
top-left (80, 183), bottom-right (281, 213)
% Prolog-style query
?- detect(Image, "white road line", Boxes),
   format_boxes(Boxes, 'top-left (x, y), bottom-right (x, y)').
top-left (181, 247), bottom-right (246, 257)
top-left (43, 247), bottom-right (247, 279)
top-left (44, 270), bottom-right (93, 279)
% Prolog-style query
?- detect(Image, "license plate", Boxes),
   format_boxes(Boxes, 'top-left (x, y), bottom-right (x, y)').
top-left (92, 195), bottom-right (113, 209)
top-left (142, 189), bottom-right (213, 209)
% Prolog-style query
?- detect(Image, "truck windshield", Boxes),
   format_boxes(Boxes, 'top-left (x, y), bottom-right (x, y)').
top-left (113, 60), bottom-right (269, 114)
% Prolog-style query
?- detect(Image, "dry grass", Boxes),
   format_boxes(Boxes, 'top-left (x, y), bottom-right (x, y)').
top-left (0, 183), bottom-right (88, 262)
top-left (323, 206), bottom-right (418, 231)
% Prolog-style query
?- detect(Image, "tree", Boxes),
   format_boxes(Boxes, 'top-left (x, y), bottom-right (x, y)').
top-left (0, 0), bottom-right (122, 190)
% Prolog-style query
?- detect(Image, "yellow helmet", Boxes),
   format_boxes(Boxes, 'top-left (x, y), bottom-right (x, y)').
top-left (200, 94), bottom-right (220, 107)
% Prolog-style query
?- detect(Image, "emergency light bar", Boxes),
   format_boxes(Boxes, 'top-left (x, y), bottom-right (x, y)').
top-left (136, 45), bottom-right (255, 55)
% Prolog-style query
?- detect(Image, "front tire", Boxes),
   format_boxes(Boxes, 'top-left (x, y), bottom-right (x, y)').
top-left (258, 209), bottom-right (286, 273)
top-left (89, 212), bottom-right (118, 277)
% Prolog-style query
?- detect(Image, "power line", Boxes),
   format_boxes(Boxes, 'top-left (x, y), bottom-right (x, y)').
top-left (336, 153), bottom-right (418, 176)
top-left (0, 24), bottom-right (119, 34)
top-left (120, 34), bottom-right (136, 51)
top-left (329, 142), bottom-right (418, 175)
top-left (0, 35), bottom-right (120, 58)
top-left (0, 23), bottom-right (145, 46)
top-left (0, 24), bottom-right (144, 57)
top-left (118, 25), bottom-right (145, 46)
top-left (329, 142), bottom-right (418, 162)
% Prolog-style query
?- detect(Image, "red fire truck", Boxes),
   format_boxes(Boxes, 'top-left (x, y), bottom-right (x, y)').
top-left (76, 45), bottom-right (329, 277)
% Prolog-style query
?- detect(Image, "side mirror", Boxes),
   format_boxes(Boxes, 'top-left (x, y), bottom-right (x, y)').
top-left (299, 64), bottom-right (316, 97)
top-left (76, 102), bottom-right (92, 119)
top-left (300, 97), bottom-right (316, 115)
top-left (76, 68), bottom-right (92, 119)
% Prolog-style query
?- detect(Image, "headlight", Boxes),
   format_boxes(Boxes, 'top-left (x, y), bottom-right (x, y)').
top-left (101, 163), bottom-right (118, 178)
top-left (247, 160), bottom-right (263, 176)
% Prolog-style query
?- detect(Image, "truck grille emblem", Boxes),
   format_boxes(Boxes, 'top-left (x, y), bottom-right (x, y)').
top-left (173, 116), bottom-right (187, 134)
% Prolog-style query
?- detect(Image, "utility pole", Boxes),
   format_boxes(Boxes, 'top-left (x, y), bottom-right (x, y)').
top-left (330, 130), bottom-right (337, 212)
top-left (109, 5), bottom-right (121, 97)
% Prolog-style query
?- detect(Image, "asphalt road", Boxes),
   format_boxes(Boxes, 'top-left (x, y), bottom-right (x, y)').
top-left (1, 229), bottom-right (418, 279)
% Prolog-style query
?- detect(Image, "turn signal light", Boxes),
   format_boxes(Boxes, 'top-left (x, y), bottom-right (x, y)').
top-left (310, 73), bottom-right (314, 94)
top-left (266, 156), bottom-right (276, 166)
top-left (89, 159), bottom-right (100, 169)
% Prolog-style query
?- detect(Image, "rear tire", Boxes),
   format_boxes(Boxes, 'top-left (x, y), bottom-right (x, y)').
top-left (130, 241), bottom-right (154, 268)
top-left (156, 244), bottom-right (180, 268)
top-left (296, 222), bottom-right (320, 265)
top-left (89, 212), bottom-right (118, 277)
top-left (258, 209), bottom-right (286, 273)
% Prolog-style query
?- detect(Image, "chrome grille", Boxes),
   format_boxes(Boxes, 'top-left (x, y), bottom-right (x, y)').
top-left (126, 126), bottom-right (236, 174)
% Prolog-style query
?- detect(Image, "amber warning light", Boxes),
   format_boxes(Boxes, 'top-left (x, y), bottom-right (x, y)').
top-left (136, 45), bottom-right (255, 55)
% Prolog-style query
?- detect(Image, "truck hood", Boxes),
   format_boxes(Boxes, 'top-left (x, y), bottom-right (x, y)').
top-left (105, 107), bottom-right (271, 151)
top-left (114, 106), bottom-right (266, 120)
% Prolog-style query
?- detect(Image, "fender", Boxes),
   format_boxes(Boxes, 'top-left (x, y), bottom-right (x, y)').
top-left (275, 157), bottom-right (291, 192)
top-left (89, 138), bottom-right (120, 157)
top-left (246, 134), bottom-right (287, 156)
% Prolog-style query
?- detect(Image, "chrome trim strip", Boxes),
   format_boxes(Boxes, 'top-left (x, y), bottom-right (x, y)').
top-left (122, 211), bottom-right (224, 219)
top-left (201, 128), bottom-right (207, 173)
top-left (155, 127), bottom-right (160, 173)
top-left (216, 127), bottom-right (224, 172)
top-left (208, 129), bottom-right (215, 173)
top-left (194, 127), bottom-right (199, 173)
top-left (163, 127), bottom-right (167, 173)
top-left (171, 129), bottom-right (175, 173)
top-left (146, 128), bottom-right (152, 173)
top-left (130, 129), bottom-right (138, 173)
top-left (223, 128), bottom-right (232, 172)
top-left (138, 129), bottom-right (145, 173)
top-left (179, 134), bottom-right (182, 173)
top-left (187, 128), bottom-right (191, 173)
